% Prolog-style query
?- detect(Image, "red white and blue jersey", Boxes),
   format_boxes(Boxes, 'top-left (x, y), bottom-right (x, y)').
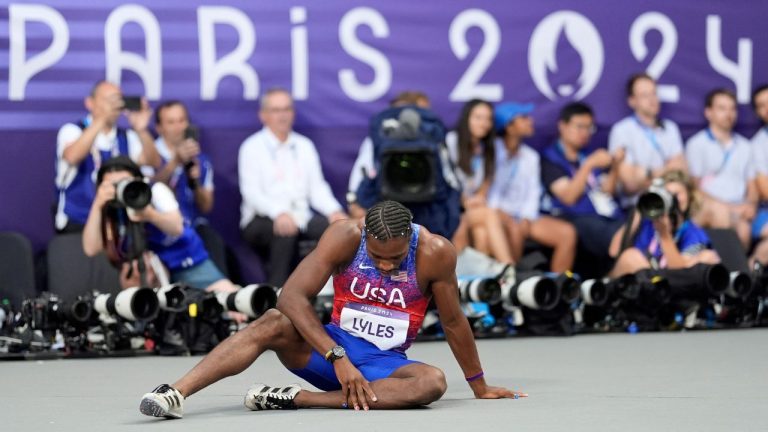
top-left (330, 224), bottom-right (429, 353)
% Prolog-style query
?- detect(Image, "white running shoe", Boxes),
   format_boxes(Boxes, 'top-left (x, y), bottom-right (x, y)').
top-left (139, 384), bottom-right (184, 419)
top-left (244, 383), bottom-right (301, 410)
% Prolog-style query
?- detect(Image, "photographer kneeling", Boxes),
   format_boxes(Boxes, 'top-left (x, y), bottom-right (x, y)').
top-left (82, 156), bottom-right (241, 303)
top-left (610, 170), bottom-right (720, 277)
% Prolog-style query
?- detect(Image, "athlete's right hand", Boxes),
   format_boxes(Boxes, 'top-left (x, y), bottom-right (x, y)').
top-left (333, 357), bottom-right (378, 411)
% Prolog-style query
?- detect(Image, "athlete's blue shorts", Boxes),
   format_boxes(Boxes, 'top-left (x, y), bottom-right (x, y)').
top-left (288, 324), bottom-right (419, 391)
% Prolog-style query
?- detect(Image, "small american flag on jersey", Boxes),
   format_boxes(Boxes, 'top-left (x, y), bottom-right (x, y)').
top-left (390, 271), bottom-right (408, 282)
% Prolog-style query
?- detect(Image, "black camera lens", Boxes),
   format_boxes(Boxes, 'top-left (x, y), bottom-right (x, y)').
top-left (386, 154), bottom-right (431, 194)
top-left (115, 179), bottom-right (152, 209)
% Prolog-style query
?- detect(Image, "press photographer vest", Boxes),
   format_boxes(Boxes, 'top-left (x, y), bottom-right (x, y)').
top-left (57, 120), bottom-right (129, 226)
top-left (144, 184), bottom-right (210, 271)
top-left (330, 224), bottom-right (429, 353)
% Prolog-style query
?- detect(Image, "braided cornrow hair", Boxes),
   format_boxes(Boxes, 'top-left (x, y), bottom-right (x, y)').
top-left (364, 201), bottom-right (413, 241)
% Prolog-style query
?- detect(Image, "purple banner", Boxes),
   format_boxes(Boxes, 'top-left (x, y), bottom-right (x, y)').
top-left (1, 0), bottom-right (767, 255)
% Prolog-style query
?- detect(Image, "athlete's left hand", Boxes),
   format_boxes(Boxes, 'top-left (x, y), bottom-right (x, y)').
top-left (473, 384), bottom-right (528, 399)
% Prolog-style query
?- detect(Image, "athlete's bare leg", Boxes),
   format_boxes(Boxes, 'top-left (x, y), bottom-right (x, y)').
top-left (292, 363), bottom-right (447, 409)
top-left (170, 309), bottom-right (447, 409)
top-left (171, 309), bottom-right (311, 397)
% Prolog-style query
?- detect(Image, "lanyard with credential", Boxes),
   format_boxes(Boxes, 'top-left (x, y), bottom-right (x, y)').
top-left (556, 141), bottom-right (599, 189)
top-left (705, 128), bottom-right (735, 175)
top-left (633, 115), bottom-right (665, 159)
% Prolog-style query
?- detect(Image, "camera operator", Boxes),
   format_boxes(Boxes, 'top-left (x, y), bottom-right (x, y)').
top-left (610, 170), bottom-right (720, 277)
top-left (82, 157), bottom-right (240, 299)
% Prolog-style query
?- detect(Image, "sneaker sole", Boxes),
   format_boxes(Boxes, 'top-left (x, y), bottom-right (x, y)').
top-left (139, 398), bottom-right (182, 419)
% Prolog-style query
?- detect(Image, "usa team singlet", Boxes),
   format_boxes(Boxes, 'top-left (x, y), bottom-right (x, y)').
top-left (330, 224), bottom-right (430, 353)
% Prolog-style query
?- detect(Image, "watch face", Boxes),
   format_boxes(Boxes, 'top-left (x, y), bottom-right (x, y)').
top-left (332, 346), bottom-right (345, 358)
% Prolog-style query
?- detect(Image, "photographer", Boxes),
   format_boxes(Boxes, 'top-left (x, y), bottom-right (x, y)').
top-left (55, 81), bottom-right (161, 233)
top-left (82, 157), bottom-right (239, 297)
top-left (152, 101), bottom-right (214, 222)
top-left (610, 170), bottom-right (720, 277)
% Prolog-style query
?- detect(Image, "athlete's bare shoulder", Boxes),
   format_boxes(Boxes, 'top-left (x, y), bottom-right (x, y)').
top-left (314, 219), bottom-right (363, 266)
top-left (416, 225), bottom-right (458, 280)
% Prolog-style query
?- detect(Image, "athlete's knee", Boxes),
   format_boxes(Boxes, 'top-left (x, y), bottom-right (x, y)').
top-left (243, 308), bottom-right (290, 340)
top-left (413, 367), bottom-right (447, 405)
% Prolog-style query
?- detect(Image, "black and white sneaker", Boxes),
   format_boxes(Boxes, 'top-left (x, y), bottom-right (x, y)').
top-left (244, 383), bottom-right (301, 410)
top-left (139, 384), bottom-right (184, 419)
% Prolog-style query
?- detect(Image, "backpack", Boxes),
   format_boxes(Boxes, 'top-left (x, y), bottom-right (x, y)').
top-left (355, 106), bottom-right (461, 238)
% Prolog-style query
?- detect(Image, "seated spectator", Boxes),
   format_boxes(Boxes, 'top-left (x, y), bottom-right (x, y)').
top-left (747, 84), bottom-right (768, 265)
top-left (239, 89), bottom-right (347, 286)
top-left (610, 170), bottom-right (720, 277)
top-left (685, 89), bottom-right (757, 248)
top-left (82, 156), bottom-right (238, 296)
top-left (347, 91), bottom-right (431, 219)
top-left (151, 101), bottom-right (229, 276)
top-left (446, 99), bottom-right (514, 264)
top-left (489, 102), bottom-right (576, 272)
top-left (608, 73), bottom-right (687, 207)
top-left (541, 102), bottom-right (625, 266)
top-left (55, 81), bottom-right (160, 233)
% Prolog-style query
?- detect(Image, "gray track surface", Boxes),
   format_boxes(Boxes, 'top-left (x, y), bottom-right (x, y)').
top-left (1, 329), bottom-right (766, 432)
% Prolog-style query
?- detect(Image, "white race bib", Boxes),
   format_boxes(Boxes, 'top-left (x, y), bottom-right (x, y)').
top-left (339, 302), bottom-right (410, 351)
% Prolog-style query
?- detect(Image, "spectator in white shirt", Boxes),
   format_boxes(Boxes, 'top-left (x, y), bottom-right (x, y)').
top-left (239, 89), bottom-right (347, 286)
top-left (747, 85), bottom-right (768, 265)
top-left (489, 102), bottom-right (576, 272)
top-left (608, 73), bottom-right (687, 207)
top-left (685, 89), bottom-right (757, 248)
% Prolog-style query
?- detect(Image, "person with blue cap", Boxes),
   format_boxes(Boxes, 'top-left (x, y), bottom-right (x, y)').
top-left (445, 99), bottom-right (514, 264)
top-left (488, 102), bottom-right (576, 272)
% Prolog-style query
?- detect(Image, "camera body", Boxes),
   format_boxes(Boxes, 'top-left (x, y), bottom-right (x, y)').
top-left (122, 96), bottom-right (142, 111)
top-left (637, 178), bottom-right (676, 219)
top-left (114, 178), bottom-right (152, 209)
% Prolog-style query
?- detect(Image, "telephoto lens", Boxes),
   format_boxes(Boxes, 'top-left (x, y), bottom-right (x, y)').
top-left (637, 178), bottom-right (675, 219)
top-left (638, 263), bottom-right (729, 299)
top-left (215, 284), bottom-right (278, 318)
top-left (726, 271), bottom-right (753, 299)
top-left (554, 272), bottom-right (581, 304)
top-left (155, 284), bottom-right (188, 312)
top-left (114, 178), bottom-right (152, 209)
top-left (457, 277), bottom-right (502, 304)
top-left (93, 287), bottom-right (160, 321)
top-left (501, 271), bottom-right (561, 311)
top-left (580, 278), bottom-right (611, 306)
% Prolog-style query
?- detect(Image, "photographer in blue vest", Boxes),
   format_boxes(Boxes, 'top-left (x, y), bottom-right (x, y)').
top-left (81, 156), bottom-right (239, 298)
top-left (54, 81), bottom-right (161, 233)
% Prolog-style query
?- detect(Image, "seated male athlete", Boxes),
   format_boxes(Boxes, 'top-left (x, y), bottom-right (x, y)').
top-left (140, 200), bottom-right (525, 418)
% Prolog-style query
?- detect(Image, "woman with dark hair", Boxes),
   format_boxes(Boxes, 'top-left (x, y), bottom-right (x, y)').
top-left (610, 170), bottom-right (720, 277)
top-left (446, 99), bottom-right (514, 264)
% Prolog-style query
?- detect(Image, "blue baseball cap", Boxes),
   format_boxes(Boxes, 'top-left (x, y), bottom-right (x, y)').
top-left (494, 102), bottom-right (534, 133)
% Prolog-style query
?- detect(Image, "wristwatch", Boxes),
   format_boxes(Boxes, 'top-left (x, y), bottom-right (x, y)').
top-left (346, 191), bottom-right (357, 205)
top-left (325, 345), bottom-right (346, 363)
